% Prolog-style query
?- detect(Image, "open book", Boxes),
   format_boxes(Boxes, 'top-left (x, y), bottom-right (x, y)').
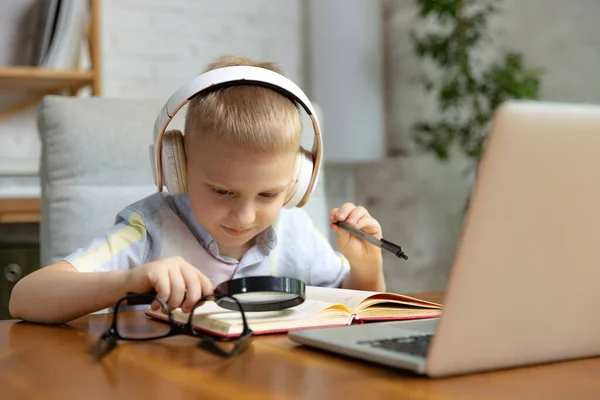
top-left (146, 286), bottom-right (442, 337)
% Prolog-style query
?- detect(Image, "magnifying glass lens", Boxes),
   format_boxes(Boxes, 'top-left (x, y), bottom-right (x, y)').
top-left (232, 291), bottom-right (299, 303)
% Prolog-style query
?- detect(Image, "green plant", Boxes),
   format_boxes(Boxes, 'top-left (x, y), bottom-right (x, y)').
top-left (410, 0), bottom-right (542, 167)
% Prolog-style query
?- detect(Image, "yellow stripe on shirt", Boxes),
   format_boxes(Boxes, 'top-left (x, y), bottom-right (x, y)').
top-left (70, 212), bottom-right (147, 272)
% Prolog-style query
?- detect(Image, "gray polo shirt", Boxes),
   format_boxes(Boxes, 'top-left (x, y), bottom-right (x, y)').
top-left (64, 192), bottom-right (350, 288)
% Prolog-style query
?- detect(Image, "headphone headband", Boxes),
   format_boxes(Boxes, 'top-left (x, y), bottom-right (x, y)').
top-left (151, 65), bottom-right (323, 208)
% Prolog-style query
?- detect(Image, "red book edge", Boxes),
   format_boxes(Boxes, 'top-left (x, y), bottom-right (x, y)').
top-left (144, 311), bottom-right (440, 339)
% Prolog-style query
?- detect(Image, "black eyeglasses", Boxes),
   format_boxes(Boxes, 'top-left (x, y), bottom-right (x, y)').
top-left (91, 293), bottom-right (253, 360)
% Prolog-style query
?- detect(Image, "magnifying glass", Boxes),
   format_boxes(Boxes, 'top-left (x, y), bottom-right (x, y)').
top-left (214, 276), bottom-right (305, 311)
top-left (127, 275), bottom-right (306, 312)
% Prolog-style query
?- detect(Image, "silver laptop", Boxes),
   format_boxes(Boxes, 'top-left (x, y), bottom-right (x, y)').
top-left (289, 100), bottom-right (600, 377)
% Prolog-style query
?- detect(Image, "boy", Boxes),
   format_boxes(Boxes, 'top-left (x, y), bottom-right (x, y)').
top-left (9, 55), bottom-right (386, 324)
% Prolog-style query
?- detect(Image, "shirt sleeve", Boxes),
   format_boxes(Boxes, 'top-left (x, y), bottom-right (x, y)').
top-left (295, 210), bottom-right (350, 288)
top-left (63, 209), bottom-right (150, 273)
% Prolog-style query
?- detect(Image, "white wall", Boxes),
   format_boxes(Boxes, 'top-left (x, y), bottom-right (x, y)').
top-left (101, 0), bottom-right (304, 98)
top-left (363, 0), bottom-right (600, 293)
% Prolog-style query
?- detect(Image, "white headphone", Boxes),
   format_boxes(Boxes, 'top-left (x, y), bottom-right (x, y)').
top-left (149, 66), bottom-right (323, 209)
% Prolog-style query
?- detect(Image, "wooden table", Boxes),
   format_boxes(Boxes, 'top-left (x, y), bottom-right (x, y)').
top-left (1, 292), bottom-right (598, 399)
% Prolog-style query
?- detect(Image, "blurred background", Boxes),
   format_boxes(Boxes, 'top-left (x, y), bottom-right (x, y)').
top-left (0, 0), bottom-right (598, 315)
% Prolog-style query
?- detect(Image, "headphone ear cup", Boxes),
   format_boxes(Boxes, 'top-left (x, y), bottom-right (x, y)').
top-left (283, 148), bottom-right (314, 209)
top-left (161, 130), bottom-right (187, 194)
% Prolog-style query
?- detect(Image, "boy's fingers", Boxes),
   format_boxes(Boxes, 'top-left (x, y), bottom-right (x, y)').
top-left (178, 258), bottom-right (213, 295)
top-left (153, 273), bottom-right (171, 311)
top-left (329, 208), bottom-right (340, 222)
top-left (150, 300), bottom-right (161, 311)
top-left (180, 267), bottom-right (201, 313)
top-left (356, 216), bottom-right (382, 238)
top-left (335, 203), bottom-right (356, 220)
top-left (167, 267), bottom-right (186, 310)
top-left (330, 222), bottom-right (346, 232)
top-left (196, 270), bottom-right (214, 298)
top-left (346, 206), bottom-right (368, 224)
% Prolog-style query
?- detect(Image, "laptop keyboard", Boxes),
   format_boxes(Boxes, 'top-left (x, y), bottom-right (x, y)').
top-left (357, 334), bottom-right (433, 358)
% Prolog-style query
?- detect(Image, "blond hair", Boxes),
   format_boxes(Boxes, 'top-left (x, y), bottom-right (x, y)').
top-left (184, 55), bottom-right (302, 155)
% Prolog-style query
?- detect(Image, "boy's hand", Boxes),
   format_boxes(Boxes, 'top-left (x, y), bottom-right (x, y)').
top-left (329, 203), bottom-right (383, 271)
top-left (124, 256), bottom-right (213, 313)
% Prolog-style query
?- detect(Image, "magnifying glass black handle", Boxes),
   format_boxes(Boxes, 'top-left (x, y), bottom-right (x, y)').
top-left (125, 289), bottom-right (202, 306)
top-left (124, 290), bottom-right (157, 305)
top-left (125, 284), bottom-right (233, 306)
top-left (125, 276), bottom-right (306, 311)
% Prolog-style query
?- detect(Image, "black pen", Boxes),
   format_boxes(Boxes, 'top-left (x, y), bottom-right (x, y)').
top-left (335, 221), bottom-right (408, 260)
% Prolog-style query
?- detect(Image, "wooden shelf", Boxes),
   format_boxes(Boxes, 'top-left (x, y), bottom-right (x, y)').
top-left (0, 67), bottom-right (93, 92)
top-left (0, 0), bottom-right (101, 223)
top-left (0, 198), bottom-right (40, 224)
top-left (0, 0), bottom-right (100, 120)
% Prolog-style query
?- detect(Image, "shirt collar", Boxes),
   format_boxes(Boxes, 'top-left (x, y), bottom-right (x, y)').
top-left (171, 193), bottom-right (278, 258)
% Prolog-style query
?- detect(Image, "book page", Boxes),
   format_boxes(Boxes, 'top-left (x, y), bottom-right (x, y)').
top-left (195, 299), bottom-right (348, 326)
top-left (149, 298), bottom-right (351, 335)
top-left (358, 306), bottom-right (442, 319)
top-left (305, 286), bottom-right (442, 314)
top-left (306, 286), bottom-right (378, 311)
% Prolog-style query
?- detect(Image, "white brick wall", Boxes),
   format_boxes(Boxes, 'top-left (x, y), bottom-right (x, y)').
top-left (101, 0), bottom-right (304, 99)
